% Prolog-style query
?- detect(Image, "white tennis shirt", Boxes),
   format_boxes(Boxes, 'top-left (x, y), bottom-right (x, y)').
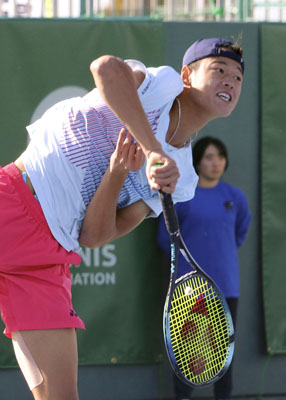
top-left (22, 60), bottom-right (198, 252)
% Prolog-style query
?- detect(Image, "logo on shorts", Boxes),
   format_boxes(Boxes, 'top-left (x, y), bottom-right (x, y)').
top-left (70, 309), bottom-right (78, 317)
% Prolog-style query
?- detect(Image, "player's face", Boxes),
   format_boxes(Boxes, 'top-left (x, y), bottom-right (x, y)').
top-left (189, 56), bottom-right (243, 118)
top-left (197, 144), bottom-right (226, 183)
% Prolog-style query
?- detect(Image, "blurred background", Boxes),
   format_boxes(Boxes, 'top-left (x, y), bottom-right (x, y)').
top-left (0, 2), bottom-right (286, 400)
top-left (0, 0), bottom-right (286, 21)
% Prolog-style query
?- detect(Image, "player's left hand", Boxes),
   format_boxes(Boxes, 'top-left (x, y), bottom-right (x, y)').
top-left (110, 128), bottom-right (145, 174)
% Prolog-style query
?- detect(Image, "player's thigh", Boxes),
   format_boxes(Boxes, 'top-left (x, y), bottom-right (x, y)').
top-left (19, 328), bottom-right (79, 400)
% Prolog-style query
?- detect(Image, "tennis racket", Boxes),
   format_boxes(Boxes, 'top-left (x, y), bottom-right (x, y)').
top-left (159, 190), bottom-right (234, 388)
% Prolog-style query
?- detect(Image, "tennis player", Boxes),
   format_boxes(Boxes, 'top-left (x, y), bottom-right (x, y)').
top-left (158, 137), bottom-right (251, 400)
top-left (0, 38), bottom-right (244, 399)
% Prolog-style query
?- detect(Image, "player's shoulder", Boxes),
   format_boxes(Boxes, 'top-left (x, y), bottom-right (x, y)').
top-left (125, 59), bottom-right (179, 78)
top-left (220, 181), bottom-right (247, 201)
top-left (147, 64), bottom-right (182, 88)
top-left (135, 63), bottom-right (183, 106)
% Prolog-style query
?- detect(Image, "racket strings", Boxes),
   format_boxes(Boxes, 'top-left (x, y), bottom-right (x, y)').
top-left (169, 275), bottom-right (233, 385)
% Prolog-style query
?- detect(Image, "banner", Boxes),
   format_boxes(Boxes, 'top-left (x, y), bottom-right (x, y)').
top-left (0, 18), bottom-right (166, 366)
top-left (74, 219), bottom-right (167, 365)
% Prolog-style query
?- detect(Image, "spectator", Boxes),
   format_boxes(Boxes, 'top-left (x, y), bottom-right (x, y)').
top-left (157, 136), bottom-right (251, 400)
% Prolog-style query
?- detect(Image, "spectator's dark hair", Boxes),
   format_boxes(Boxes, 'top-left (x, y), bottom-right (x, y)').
top-left (192, 136), bottom-right (228, 174)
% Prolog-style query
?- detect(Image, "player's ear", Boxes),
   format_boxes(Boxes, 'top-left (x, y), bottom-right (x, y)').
top-left (181, 65), bottom-right (192, 87)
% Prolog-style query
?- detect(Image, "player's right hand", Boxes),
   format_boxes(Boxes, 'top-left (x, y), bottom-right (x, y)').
top-left (146, 149), bottom-right (180, 194)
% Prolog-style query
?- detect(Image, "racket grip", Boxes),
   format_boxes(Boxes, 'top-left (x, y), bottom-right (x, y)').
top-left (159, 190), bottom-right (180, 235)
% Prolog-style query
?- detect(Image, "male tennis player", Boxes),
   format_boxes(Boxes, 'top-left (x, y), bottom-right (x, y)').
top-left (0, 37), bottom-right (244, 399)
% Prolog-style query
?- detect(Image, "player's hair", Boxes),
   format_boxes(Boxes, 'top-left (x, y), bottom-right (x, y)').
top-left (192, 136), bottom-right (229, 173)
top-left (219, 42), bottom-right (243, 57)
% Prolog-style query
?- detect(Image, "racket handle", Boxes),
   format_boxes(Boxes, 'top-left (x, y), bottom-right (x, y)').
top-left (159, 190), bottom-right (180, 235)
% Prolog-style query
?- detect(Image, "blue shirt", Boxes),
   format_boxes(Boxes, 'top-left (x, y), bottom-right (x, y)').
top-left (157, 181), bottom-right (251, 298)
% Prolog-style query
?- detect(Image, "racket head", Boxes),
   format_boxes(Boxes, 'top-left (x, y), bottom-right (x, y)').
top-left (163, 271), bottom-right (234, 387)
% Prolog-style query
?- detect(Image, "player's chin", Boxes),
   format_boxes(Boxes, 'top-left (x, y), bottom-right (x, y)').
top-left (216, 110), bottom-right (233, 120)
top-left (215, 100), bottom-right (237, 118)
top-left (224, 101), bottom-right (238, 116)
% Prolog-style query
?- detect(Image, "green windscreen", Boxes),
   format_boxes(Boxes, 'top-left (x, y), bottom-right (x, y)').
top-left (0, 18), bottom-right (166, 366)
top-left (261, 24), bottom-right (286, 354)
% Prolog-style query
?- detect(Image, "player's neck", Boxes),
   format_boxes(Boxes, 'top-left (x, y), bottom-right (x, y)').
top-left (167, 100), bottom-right (206, 149)
top-left (198, 177), bottom-right (220, 188)
top-left (169, 92), bottom-right (214, 148)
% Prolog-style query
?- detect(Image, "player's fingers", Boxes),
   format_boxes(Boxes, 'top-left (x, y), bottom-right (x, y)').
top-left (151, 165), bottom-right (180, 179)
top-left (150, 162), bottom-right (180, 185)
top-left (116, 128), bottom-right (126, 154)
top-left (136, 146), bottom-right (145, 168)
top-left (132, 145), bottom-right (145, 170)
top-left (147, 154), bottom-right (176, 172)
top-left (147, 163), bottom-right (179, 192)
top-left (126, 142), bottom-right (144, 171)
top-left (121, 133), bottom-right (134, 162)
top-left (121, 131), bottom-right (134, 158)
top-left (148, 180), bottom-right (161, 191)
top-left (126, 141), bottom-right (136, 163)
top-left (125, 131), bottom-right (132, 142)
top-left (159, 182), bottom-right (177, 194)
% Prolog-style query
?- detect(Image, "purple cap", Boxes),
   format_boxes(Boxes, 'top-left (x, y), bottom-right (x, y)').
top-left (182, 38), bottom-right (244, 73)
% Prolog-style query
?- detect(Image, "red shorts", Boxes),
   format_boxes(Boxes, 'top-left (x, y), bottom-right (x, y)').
top-left (0, 163), bottom-right (85, 337)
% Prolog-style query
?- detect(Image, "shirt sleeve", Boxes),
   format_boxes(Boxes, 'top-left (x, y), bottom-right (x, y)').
top-left (125, 59), bottom-right (183, 110)
top-left (235, 189), bottom-right (251, 247)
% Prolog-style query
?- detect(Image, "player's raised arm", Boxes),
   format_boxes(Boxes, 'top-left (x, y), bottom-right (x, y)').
top-left (90, 55), bottom-right (179, 193)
